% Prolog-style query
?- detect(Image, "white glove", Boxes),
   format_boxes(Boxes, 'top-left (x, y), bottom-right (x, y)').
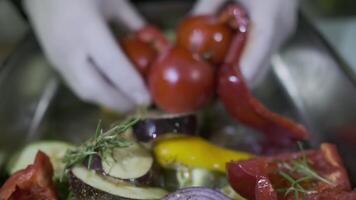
top-left (24, 0), bottom-right (151, 113)
top-left (192, 0), bottom-right (298, 87)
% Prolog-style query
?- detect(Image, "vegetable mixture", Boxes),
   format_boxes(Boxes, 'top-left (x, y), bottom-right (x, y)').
top-left (1, 3), bottom-right (356, 200)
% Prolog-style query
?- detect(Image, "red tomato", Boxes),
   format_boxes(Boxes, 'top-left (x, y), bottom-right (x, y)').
top-left (227, 143), bottom-right (353, 200)
top-left (176, 15), bottom-right (233, 65)
top-left (135, 25), bottom-right (171, 54)
top-left (121, 37), bottom-right (157, 77)
top-left (0, 151), bottom-right (58, 200)
top-left (148, 47), bottom-right (215, 113)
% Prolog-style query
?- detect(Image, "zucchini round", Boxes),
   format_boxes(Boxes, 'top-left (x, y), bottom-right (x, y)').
top-left (101, 144), bottom-right (153, 180)
top-left (70, 166), bottom-right (167, 200)
top-left (7, 141), bottom-right (74, 179)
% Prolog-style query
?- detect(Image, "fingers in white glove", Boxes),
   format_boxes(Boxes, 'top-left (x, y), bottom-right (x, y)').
top-left (61, 52), bottom-right (135, 112)
top-left (191, 0), bottom-right (298, 87)
top-left (85, 19), bottom-right (151, 106)
top-left (191, 0), bottom-right (227, 15)
top-left (238, 0), bottom-right (298, 86)
top-left (24, 0), bottom-right (150, 112)
top-left (101, 0), bottom-right (145, 31)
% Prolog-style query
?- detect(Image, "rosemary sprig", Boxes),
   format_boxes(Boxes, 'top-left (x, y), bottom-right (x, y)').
top-left (63, 117), bottom-right (139, 170)
top-left (277, 143), bottom-right (334, 199)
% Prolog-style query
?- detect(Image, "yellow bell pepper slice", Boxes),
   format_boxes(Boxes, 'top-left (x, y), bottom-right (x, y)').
top-left (154, 136), bottom-right (254, 173)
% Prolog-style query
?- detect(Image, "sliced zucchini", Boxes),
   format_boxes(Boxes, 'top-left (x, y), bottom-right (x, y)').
top-left (8, 141), bottom-right (74, 179)
top-left (70, 166), bottom-right (167, 200)
top-left (102, 144), bottom-right (153, 180)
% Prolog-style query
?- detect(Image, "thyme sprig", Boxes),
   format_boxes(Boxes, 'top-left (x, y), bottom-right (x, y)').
top-left (63, 117), bottom-right (139, 170)
top-left (276, 143), bottom-right (334, 199)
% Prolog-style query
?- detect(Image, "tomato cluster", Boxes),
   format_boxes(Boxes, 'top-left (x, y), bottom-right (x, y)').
top-left (122, 4), bottom-right (309, 150)
top-left (122, 5), bottom-right (247, 113)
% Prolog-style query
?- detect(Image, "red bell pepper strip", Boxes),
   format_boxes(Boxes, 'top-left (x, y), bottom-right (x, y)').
top-left (227, 143), bottom-right (355, 200)
top-left (0, 151), bottom-right (58, 200)
top-left (217, 4), bottom-right (309, 150)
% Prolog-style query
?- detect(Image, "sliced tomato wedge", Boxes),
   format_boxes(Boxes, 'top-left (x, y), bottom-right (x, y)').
top-left (227, 143), bottom-right (354, 200)
top-left (0, 151), bottom-right (58, 200)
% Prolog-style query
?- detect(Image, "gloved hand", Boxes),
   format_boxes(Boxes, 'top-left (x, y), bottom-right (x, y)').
top-left (23, 0), bottom-right (151, 113)
top-left (192, 0), bottom-right (298, 87)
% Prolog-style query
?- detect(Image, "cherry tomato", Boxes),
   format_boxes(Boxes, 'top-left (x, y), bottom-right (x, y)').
top-left (177, 15), bottom-right (233, 65)
top-left (148, 47), bottom-right (215, 113)
top-left (0, 151), bottom-right (58, 200)
top-left (121, 37), bottom-right (157, 77)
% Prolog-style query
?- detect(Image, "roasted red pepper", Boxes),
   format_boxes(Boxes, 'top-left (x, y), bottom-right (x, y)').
top-left (227, 143), bottom-right (356, 200)
top-left (0, 151), bottom-right (58, 200)
top-left (218, 64), bottom-right (309, 150)
top-left (215, 4), bottom-right (309, 150)
top-left (176, 4), bottom-right (309, 149)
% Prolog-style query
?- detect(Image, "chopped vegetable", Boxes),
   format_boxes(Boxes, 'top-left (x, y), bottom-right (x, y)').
top-left (133, 112), bottom-right (198, 142)
top-left (227, 143), bottom-right (353, 200)
top-left (63, 117), bottom-right (138, 169)
top-left (122, 36), bottom-right (157, 77)
top-left (154, 136), bottom-right (253, 172)
top-left (218, 64), bottom-right (309, 152)
top-left (149, 47), bottom-right (215, 113)
top-left (8, 141), bottom-right (74, 179)
top-left (0, 151), bottom-right (58, 200)
top-left (163, 187), bottom-right (230, 200)
top-left (122, 25), bottom-right (169, 79)
top-left (69, 166), bottom-right (167, 200)
top-left (215, 5), bottom-right (309, 151)
top-left (177, 15), bottom-right (233, 65)
top-left (101, 143), bottom-right (153, 180)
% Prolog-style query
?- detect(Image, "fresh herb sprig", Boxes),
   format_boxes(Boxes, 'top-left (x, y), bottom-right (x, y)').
top-left (276, 143), bottom-right (334, 199)
top-left (63, 117), bottom-right (139, 171)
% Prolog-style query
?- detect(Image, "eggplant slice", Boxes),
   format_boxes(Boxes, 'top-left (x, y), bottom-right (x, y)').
top-left (70, 166), bottom-right (167, 200)
top-left (133, 113), bottom-right (197, 142)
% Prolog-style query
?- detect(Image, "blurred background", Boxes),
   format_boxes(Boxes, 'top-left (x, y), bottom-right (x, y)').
top-left (0, 0), bottom-right (27, 64)
top-left (0, 0), bottom-right (355, 74)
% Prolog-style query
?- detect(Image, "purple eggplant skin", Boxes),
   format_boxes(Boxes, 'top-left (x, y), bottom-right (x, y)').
top-left (133, 113), bottom-right (198, 142)
top-left (163, 187), bottom-right (230, 200)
